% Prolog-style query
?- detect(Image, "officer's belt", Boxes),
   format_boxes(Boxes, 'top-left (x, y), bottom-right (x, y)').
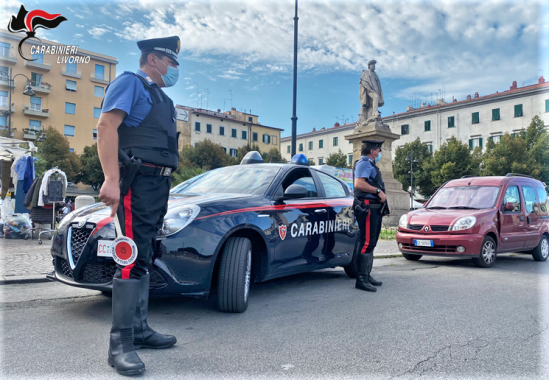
top-left (363, 203), bottom-right (382, 209)
top-left (139, 162), bottom-right (172, 176)
top-left (354, 199), bottom-right (382, 209)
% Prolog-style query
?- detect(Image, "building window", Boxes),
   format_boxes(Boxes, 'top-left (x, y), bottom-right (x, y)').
top-left (31, 72), bottom-right (42, 87)
top-left (64, 125), bottom-right (75, 137)
top-left (29, 120), bottom-right (41, 132)
top-left (333, 137), bottom-right (338, 146)
top-left (32, 53), bottom-right (44, 64)
top-left (0, 115), bottom-right (6, 128)
top-left (30, 96), bottom-right (41, 111)
top-left (308, 141), bottom-right (313, 150)
top-left (0, 42), bottom-right (9, 57)
top-left (248, 116), bottom-right (253, 122)
top-left (319, 139), bottom-right (324, 149)
top-left (448, 116), bottom-right (455, 128)
top-left (490, 135), bottom-right (502, 144)
top-left (93, 107), bottom-right (101, 118)
top-left (206, 124), bottom-right (212, 133)
top-left (93, 129), bottom-right (97, 140)
top-left (546, 99), bottom-right (549, 112)
top-left (222, 147), bottom-right (227, 153)
top-left (287, 145), bottom-right (291, 153)
top-left (427, 144), bottom-right (433, 153)
top-left (348, 154), bottom-right (353, 165)
top-left (424, 120), bottom-right (431, 131)
top-left (469, 137), bottom-right (483, 150)
top-left (0, 66), bottom-right (8, 82)
top-left (66, 61), bottom-right (77, 73)
top-left (69, 148), bottom-right (74, 153)
top-left (94, 86), bottom-right (104, 98)
top-left (252, 132), bottom-right (258, 141)
top-left (401, 124), bottom-right (409, 135)
top-left (472, 112), bottom-right (479, 124)
top-left (242, 130), bottom-right (247, 140)
top-left (194, 122), bottom-right (201, 132)
top-left (492, 108), bottom-right (500, 121)
top-left (229, 148), bottom-right (238, 157)
top-left (231, 128), bottom-right (237, 138)
top-left (272, 135), bottom-right (277, 145)
top-left (66, 80), bottom-right (77, 92)
top-left (0, 90), bottom-right (7, 107)
top-left (319, 158), bottom-right (324, 165)
top-left (514, 104), bottom-right (523, 117)
top-left (219, 126), bottom-right (225, 136)
top-left (65, 102), bottom-right (76, 114)
top-left (263, 134), bottom-right (271, 144)
top-left (299, 143), bottom-right (303, 152)
top-left (95, 64), bottom-right (105, 80)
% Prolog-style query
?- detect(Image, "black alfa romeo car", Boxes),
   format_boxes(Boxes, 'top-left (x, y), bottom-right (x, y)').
top-left (48, 154), bottom-right (361, 312)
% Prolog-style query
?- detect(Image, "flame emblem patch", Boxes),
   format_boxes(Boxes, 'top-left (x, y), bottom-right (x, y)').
top-left (279, 225), bottom-right (287, 240)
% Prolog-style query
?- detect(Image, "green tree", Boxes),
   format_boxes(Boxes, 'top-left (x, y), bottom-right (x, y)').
top-left (76, 143), bottom-right (104, 190)
top-left (326, 149), bottom-right (348, 167)
top-left (40, 127), bottom-right (82, 182)
top-left (262, 148), bottom-right (287, 163)
top-left (179, 139), bottom-right (228, 170)
top-left (393, 138), bottom-right (436, 197)
top-left (308, 158), bottom-right (316, 166)
top-left (236, 143), bottom-right (262, 163)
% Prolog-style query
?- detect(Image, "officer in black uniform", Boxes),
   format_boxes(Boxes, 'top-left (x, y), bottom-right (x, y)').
top-left (97, 36), bottom-right (181, 376)
top-left (353, 139), bottom-right (390, 292)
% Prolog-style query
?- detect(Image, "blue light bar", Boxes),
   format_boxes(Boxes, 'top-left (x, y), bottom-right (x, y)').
top-left (290, 154), bottom-right (309, 166)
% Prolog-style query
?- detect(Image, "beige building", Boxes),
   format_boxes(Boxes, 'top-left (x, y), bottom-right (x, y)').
top-left (0, 29), bottom-right (117, 154)
top-left (176, 106), bottom-right (283, 157)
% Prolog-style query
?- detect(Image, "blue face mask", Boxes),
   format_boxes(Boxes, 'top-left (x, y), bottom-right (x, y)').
top-left (156, 59), bottom-right (179, 87)
top-left (375, 152), bottom-right (382, 163)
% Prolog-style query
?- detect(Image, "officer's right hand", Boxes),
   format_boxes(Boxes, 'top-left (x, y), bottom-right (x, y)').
top-left (99, 178), bottom-right (120, 218)
top-left (378, 191), bottom-right (387, 203)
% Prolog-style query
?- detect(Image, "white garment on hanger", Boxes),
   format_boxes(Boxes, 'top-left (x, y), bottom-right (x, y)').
top-left (38, 168), bottom-right (68, 206)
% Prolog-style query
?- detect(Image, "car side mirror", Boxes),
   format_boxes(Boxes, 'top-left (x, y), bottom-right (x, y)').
top-left (504, 202), bottom-right (515, 211)
top-left (284, 184), bottom-right (308, 199)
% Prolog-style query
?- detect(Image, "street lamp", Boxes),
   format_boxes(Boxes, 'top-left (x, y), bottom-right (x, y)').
top-left (6, 67), bottom-right (35, 138)
top-left (405, 152), bottom-right (419, 210)
top-left (290, 0), bottom-right (299, 157)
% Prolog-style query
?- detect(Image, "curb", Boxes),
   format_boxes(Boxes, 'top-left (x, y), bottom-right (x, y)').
top-left (0, 275), bottom-right (51, 285)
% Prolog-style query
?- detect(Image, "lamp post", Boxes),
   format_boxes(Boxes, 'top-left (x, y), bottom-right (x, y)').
top-left (290, 0), bottom-right (299, 157)
top-left (405, 152), bottom-right (419, 210)
top-left (6, 67), bottom-right (35, 138)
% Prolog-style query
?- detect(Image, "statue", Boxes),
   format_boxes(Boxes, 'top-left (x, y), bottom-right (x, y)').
top-left (359, 60), bottom-right (385, 124)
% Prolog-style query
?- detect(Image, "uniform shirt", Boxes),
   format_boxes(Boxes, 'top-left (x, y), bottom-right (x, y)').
top-left (354, 156), bottom-right (378, 200)
top-left (101, 69), bottom-right (158, 127)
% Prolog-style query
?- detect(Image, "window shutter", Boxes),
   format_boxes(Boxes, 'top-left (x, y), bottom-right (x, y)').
top-left (514, 104), bottom-right (523, 117)
top-left (492, 108), bottom-right (500, 120)
top-left (472, 112), bottom-right (479, 124)
top-left (479, 138), bottom-right (483, 148)
top-left (469, 139), bottom-right (473, 150)
top-left (546, 99), bottom-right (549, 112)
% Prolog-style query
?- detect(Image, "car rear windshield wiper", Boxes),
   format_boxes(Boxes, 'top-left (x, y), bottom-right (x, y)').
top-left (426, 206), bottom-right (447, 209)
top-left (448, 206), bottom-right (480, 209)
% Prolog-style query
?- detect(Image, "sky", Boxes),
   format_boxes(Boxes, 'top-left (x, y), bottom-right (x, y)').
top-left (2, 0), bottom-right (548, 138)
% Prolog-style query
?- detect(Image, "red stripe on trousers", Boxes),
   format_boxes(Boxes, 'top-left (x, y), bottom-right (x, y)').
top-left (361, 200), bottom-right (371, 254)
top-left (121, 188), bottom-right (135, 279)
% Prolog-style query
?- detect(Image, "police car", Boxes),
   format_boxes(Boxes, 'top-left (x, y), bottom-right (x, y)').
top-left (48, 153), bottom-right (360, 312)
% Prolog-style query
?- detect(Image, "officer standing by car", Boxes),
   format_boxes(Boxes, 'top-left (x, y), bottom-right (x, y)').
top-left (352, 139), bottom-right (390, 292)
top-left (97, 36), bottom-right (180, 376)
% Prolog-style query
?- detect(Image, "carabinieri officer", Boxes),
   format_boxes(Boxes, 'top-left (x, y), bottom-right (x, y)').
top-left (352, 139), bottom-right (390, 292)
top-left (97, 36), bottom-right (180, 376)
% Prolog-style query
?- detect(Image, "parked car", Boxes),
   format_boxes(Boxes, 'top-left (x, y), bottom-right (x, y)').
top-left (396, 174), bottom-right (549, 267)
top-left (47, 153), bottom-right (360, 312)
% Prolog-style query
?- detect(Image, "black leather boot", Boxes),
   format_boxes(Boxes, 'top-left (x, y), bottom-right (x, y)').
top-left (134, 273), bottom-right (177, 349)
top-left (355, 253), bottom-right (377, 292)
top-left (367, 255), bottom-right (382, 286)
top-left (108, 278), bottom-right (146, 376)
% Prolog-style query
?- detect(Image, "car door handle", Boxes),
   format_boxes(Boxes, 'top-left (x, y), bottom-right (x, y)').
top-left (527, 216), bottom-right (530, 224)
top-left (520, 216), bottom-right (525, 221)
top-left (315, 209), bottom-right (327, 213)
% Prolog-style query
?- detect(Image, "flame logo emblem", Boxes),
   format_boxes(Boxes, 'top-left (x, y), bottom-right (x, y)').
top-left (7, 5), bottom-right (67, 61)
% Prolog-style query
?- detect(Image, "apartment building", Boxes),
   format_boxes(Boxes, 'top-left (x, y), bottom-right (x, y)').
top-left (176, 106), bottom-right (283, 157)
top-left (0, 29), bottom-right (117, 154)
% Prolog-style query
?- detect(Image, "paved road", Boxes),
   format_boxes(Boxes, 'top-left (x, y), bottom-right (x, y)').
top-left (1, 255), bottom-right (548, 379)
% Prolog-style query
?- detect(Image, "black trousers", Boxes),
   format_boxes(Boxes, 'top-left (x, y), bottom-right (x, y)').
top-left (115, 172), bottom-right (171, 280)
top-left (355, 199), bottom-right (383, 256)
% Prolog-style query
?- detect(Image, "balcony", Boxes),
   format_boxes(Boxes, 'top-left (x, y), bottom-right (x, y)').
top-left (30, 82), bottom-right (52, 95)
top-left (0, 104), bottom-right (16, 114)
top-left (0, 76), bottom-right (16, 88)
top-left (0, 48), bottom-right (17, 65)
top-left (23, 128), bottom-right (40, 140)
top-left (23, 104), bottom-right (50, 118)
top-left (24, 59), bottom-right (51, 71)
top-left (0, 126), bottom-right (15, 138)
top-left (90, 72), bottom-right (109, 85)
top-left (62, 66), bottom-right (82, 79)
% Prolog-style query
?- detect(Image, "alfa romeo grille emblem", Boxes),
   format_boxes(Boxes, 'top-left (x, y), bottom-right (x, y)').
top-left (77, 220), bottom-right (86, 228)
top-left (424, 226), bottom-right (429, 232)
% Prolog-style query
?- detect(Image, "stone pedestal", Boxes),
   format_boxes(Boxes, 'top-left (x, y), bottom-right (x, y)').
top-left (345, 119), bottom-right (409, 226)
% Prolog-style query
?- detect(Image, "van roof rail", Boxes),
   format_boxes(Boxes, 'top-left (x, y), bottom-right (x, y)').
top-left (506, 173), bottom-right (535, 179)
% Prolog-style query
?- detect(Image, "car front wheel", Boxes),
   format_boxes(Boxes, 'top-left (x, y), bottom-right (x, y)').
top-left (217, 237), bottom-right (252, 313)
top-left (531, 234), bottom-right (549, 262)
top-left (472, 236), bottom-right (497, 268)
top-left (343, 240), bottom-right (360, 278)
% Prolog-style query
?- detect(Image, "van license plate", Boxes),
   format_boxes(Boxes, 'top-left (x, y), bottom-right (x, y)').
top-left (414, 239), bottom-right (434, 247)
top-left (97, 240), bottom-right (113, 257)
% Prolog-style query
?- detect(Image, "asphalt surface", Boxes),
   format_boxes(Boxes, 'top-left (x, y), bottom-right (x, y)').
top-left (1, 254), bottom-right (548, 379)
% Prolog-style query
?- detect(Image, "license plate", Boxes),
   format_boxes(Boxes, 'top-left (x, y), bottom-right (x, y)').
top-left (414, 239), bottom-right (434, 247)
top-left (97, 240), bottom-right (113, 257)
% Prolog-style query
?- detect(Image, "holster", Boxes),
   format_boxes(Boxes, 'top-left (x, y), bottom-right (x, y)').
top-left (380, 201), bottom-right (390, 216)
top-left (353, 200), bottom-right (370, 220)
top-left (119, 150), bottom-right (142, 196)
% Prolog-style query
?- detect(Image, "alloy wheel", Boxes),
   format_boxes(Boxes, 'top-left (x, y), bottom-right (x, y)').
top-left (542, 238), bottom-right (549, 259)
top-left (244, 249), bottom-right (252, 302)
top-left (482, 240), bottom-right (496, 264)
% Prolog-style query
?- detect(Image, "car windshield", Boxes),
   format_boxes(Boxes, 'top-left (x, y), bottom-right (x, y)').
top-left (427, 186), bottom-right (501, 209)
top-left (171, 166), bottom-right (280, 195)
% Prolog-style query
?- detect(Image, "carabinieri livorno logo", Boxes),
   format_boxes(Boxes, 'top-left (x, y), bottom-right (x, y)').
top-left (8, 5), bottom-right (67, 61)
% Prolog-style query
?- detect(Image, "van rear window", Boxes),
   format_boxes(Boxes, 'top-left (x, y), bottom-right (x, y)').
top-left (537, 187), bottom-right (548, 212)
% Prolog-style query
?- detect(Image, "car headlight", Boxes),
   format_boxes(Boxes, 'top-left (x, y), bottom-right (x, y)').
top-left (158, 204), bottom-right (200, 238)
top-left (451, 216), bottom-right (476, 231)
top-left (399, 214), bottom-right (408, 229)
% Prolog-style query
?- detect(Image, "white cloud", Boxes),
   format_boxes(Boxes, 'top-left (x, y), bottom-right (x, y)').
top-left (88, 27), bottom-right (109, 39)
top-left (73, 33), bottom-right (83, 38)
top-left (185, 86), bottom-right (196, 90)
top-left (76, 24), bottom-right (85, 28)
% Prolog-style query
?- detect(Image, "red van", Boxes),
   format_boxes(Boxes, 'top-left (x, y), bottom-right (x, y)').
top-left (396, 174), bottom-right (549, 268)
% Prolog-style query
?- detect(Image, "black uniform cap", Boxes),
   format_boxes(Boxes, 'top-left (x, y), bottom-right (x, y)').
top-left (137, 36), bottom-right (180, 66)
top-left (361, 139), bottom-right (384, 149)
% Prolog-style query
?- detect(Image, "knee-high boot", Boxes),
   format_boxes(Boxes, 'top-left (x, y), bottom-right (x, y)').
top-left (367, 254), bottom-right (382, 286)
top-left (355, 253), bottom-right (377, 292)
top-left (133, 273), bottom-right (177, 349)
top-left (108, 278), bottom-right (145, 376)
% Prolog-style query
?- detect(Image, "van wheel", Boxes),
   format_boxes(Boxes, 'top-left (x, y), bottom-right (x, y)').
top-left (472, 236), bottom-right (496, 268)
top-left (343, 240), bottom-right (359, 278)
top-left (532, 234), bottom-right (549, 262)
top-left (217, 237), bottom-right (252, 313)
top-left (402, 253), bottom-right (422, 261)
